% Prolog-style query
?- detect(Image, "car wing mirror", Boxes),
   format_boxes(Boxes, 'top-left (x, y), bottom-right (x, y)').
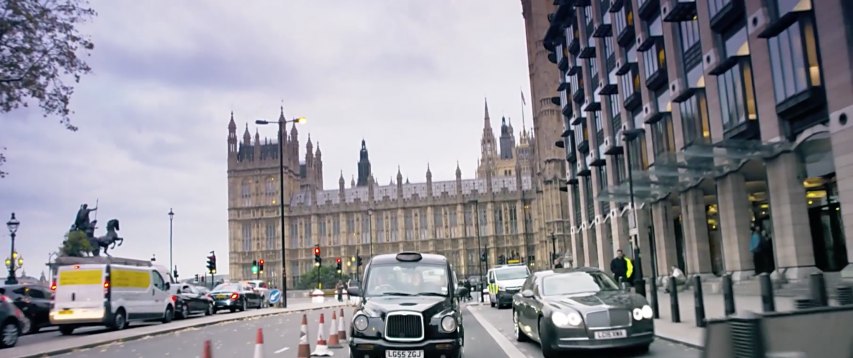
top-left (521, 289), bottom-right (535, 298)
top-left (347, 287), bottom-right (362, 297)
top-left (164, 282), bottom-right (171, 291)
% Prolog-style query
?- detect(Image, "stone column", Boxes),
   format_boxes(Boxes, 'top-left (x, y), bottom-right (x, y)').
top-left (766, 152), bottom-right (818, 281)
top-left (580, 176), bottom-right (598, 267)
top-left (652, 200), bottom-right (679, 275)
top-left (596, 221), bottom-right (614, 272)
top-left (680, 188), bottom-right (714, 275)
top-left (611, 212), bottom-right (631, 260)
top-left (716, 172), bottom-right (755, 280)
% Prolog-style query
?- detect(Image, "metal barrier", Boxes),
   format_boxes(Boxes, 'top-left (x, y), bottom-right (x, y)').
top-left (837, 285), bottom-right (853, 306)
top-left (809, 272), bottom-right (828, 307)
top-left (759, 273), bottom-right (775, 312)
top-left (669, 276), bottom-right (680, 323)
top-left (722, 273), bottom-right (736, 316)
top-left (693, 275), bottom-right (706, 327)
top-left (728, 311), bottom-right (766, 358)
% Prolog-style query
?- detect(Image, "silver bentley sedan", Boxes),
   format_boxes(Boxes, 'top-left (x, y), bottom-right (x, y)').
top-left (512, 267), bottom-right (654, 357)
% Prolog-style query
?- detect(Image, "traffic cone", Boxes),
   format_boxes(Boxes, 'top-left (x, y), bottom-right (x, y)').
top-left (328, 311), bottom-right (342, 348)
top-left (254, 327), bottom-right (265, 358)
top-left (310, 313), bottom-right (334, 356)
top-left (297, 314), bottom-right (311, 358)
top-left (203, 339), bottom-right (213, 358)
top-left (337, 308), bottom-right (347, 342)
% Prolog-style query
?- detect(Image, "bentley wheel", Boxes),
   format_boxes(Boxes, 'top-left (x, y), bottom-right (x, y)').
top-left (513, 311), bottom-right (528, 342)
top-left (538, 318), bottom-right (559, 358)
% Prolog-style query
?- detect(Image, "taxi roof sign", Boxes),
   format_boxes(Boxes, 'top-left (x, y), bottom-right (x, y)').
top-left (396, 252), bottom-right (423, 262)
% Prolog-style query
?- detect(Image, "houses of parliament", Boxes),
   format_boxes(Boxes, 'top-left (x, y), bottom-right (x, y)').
top-left (226, 101), bottom-right (559, 285)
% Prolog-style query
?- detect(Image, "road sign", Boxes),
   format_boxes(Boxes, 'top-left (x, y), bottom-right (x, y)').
top-left (269, 289), bottom-right (282, 304)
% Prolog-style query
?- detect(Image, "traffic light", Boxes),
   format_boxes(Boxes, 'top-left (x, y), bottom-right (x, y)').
top-left (480, 250), bottom-right (487, 263)
top-left (498, 255), bottom-right (506, 265)
top-left (336, 257), bottom-right (342, 271)
top-left (251, 260), bottom-right (258, 274)
top-left (313, 245), bottom-right (322, 265)
top-left (356, 255), bottom-right (363, 267)
top-left (206, 253), bottom-right (217, 274)
top-left (259, 259), bottom-right (265, 273)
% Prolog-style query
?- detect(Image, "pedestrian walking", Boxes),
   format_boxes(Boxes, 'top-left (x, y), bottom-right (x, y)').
top-left (335, 280), bottom-right (344, 302)
top-left (610, 250), bottom-right (629, 283)
top-left (750, 224), bottom-right (763, 274)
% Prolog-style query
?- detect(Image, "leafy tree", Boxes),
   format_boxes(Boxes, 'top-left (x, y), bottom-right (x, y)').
top-left (60, 229), bottom-right (91, 256)
top-left (297, 265), bottom-right (349, 290)
top-left (0, 0), bottom-right (96, 177)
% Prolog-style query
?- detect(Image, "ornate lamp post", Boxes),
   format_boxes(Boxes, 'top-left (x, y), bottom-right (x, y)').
top-left (468, 199), bottom-right (484, 303)
top-left (6, 213), bottom-right (20, 284)
top-left (256, 114), bottom-right (306, 308)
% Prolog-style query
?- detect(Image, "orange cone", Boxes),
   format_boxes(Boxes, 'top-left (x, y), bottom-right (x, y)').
top-left (203, 339), bottom-right (213, 358)
top-left (310, 313), bottom-right (333, 356)
top-left (328, 311), bottom-right (342, 348)
top-left (254, 328), bottom-right (265, 358)
top-left (337, 308), bottom-right (347, 342)
top-left (297, 314), bottom-right (311, 358)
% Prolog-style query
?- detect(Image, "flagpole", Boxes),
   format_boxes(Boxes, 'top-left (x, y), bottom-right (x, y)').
top-left (520, 88), bottom-right (527, 132)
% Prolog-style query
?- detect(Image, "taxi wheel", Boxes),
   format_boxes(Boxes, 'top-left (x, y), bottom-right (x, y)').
top-left (111, 309), bottom-right (127, 331)
top-left (162, 306), bottom-right (174, 324)
top-left (59, 325), bottom-right (75, 336)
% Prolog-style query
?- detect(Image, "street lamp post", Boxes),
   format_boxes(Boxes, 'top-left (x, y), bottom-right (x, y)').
top-left (468, 199), bottom-right (484, 303)
top-left (168, 208), bottom-right (174, 278)
top-left (550, 232), bottom-right (557, 269)
top-left (6, 213), bottom-right (20, 285)
top-left (256, 114), bottom-right (306, 309)
top-left (367, 209), bottom-right (374, 259)
top-left (623, 128), bottom-right (647, 298)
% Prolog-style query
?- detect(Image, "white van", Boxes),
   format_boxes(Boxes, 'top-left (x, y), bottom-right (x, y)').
top-left (486, 264), bottom-right (531, 308)
top-left (49, 263), bottom-right (174, 335)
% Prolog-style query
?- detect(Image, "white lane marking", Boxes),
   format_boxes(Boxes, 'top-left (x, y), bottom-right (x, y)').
top-left (274, 347), bottom-right (290, 354)
top-left (466, 305), bottom-right (527, 358)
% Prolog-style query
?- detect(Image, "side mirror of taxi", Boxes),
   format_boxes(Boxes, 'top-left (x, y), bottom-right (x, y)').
top-left (347, 287), bottom-right (362, 297)
top-left (521, 289), bottom-right (535, 298)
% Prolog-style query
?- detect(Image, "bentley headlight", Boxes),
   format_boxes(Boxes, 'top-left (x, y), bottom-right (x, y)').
top-left (353, 314), bottom-right (369, 331)
top-left (551, 311), bottom-right (582, 327)
top-left (633, 308), bottom-right (643, 320)
top-left (641, 305), bottom-right (653, 319)
top-left (440, 316), bottom-right (457, 332)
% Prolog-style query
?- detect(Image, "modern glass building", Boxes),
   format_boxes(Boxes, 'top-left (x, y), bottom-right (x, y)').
top-left (536, 0), bottom-right (853, 282)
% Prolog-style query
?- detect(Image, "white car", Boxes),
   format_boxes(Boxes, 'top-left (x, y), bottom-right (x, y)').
top-left (244, 280), bottom-right (270, 307)
top-left (50, 264), bottom-right (174, 335)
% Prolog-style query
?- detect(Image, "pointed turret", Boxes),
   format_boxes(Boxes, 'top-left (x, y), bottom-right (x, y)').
top-left (368, 173), bottom-right (375, 201)
top-left (242, 123), bottom-right (251, 144)
top-left (484, 97), bottom-right (491, 127)
top-left (479, 98), bottom-right (498, 178)
top-left (357, 139), bottom-right (372, 187)
top-left (499, 116), bottom-right (516, 160)
top-left (228, 111), bottom-right (237, 133)
top-left (305, 134), bottom-right (314, 167)
top-left (455, 161), bottom-right (462, 195)
top-left (314, 142), bottom-right (323, 190)
top-left (338, 171), bottom-right (346, 201)
top-left (351, 175), bottom-right (356, 188)
top-left (426, 164), bottom-right (433, 197)
top-left (227, 112), bottom-right (238, 156)
top-left (254, 128), bottom-right (261, 145)
top-left (396, 166), bottom-right (403, 200)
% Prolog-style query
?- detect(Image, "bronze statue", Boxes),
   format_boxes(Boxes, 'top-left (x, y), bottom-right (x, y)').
top-left (91, 219), bottom-right (123, 256)
top-left (73, 204), bottom-right (97, 233)
top-left (62, 204), bottom-right (124, 257)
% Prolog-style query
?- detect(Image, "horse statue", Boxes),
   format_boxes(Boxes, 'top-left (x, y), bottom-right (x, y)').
top-left (87, 219), bottom-right (124, 257)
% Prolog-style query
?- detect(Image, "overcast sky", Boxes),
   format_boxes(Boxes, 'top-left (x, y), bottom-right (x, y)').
top-left (0, 1), bottom-right (534, 278)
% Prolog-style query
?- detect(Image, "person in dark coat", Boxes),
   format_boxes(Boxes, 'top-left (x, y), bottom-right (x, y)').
top-left (610, 250), bottom-right (629, 283)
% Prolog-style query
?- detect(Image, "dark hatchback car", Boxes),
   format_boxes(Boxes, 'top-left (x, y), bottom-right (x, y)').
top-left (0, 284), bottom-right (52, 334)
top-left (512, 268), bottom-right (654, 357)
top-left (171, 283), bottom-right (214, 318)
top-left (210, 282), bottom-right (263, 313)
top-left (0, 289), bottom-right (27, 348)
top-left (348, 252), bottom-right (468, 358)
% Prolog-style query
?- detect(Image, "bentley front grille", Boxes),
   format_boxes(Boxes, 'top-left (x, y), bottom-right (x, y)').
top-left (384, 311), bottom-right (424, 342)
top-left (585, 309), bottom-right (631, 328)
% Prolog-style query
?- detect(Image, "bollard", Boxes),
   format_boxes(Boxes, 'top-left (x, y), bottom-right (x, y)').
top-left (837, 285), bottom-right (853, 306)
top-left (794, 297), bottom-right (816, 310)
top-left (668, 276), bottom-right (680, 323)
top-left (809, 272), bottom-right (828, 307)
top-left (650, 277), bottom-right (660, 319)
top-left (728, 311), bottom-right (767, 358)
top-left (722, 274), bottom-right (736, 316)
top-left (758, 273), bottom-right (775, 313)
top-left (692, 275), bottom-right (705, 328)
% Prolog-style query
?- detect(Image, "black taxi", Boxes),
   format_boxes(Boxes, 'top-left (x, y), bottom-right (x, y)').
top-left (347, 252), bottom-right (467, 358)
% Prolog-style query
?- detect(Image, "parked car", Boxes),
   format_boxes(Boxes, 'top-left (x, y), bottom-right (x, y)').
top-left (50, 263), bottom-right (174, 335)
top-left (0, 288), bottom-right (28, 348)
top-left (171, 283), bottom-right (214, 319)
top-left (512, 267), bottom-right (654, 357)
top-left (347, 252), bottom-right (467, 358)
top-left (244, 280), bottom-right (270, 307)
top-left (210, 283), bottom-right (263, 312)
top-left (0, 284), bottom-right (52, 334)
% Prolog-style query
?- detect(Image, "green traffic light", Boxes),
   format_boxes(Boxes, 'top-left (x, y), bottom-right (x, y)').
top-left (251, 265), bottom-right (258, 274)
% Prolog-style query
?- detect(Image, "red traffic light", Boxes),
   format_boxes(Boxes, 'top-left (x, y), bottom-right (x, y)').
top-left (336, 257), bottom-right (342, 264)
top-left (259, 259), bottom-right (265, 265)
top-left (313, 247), bottom-right (320, 256)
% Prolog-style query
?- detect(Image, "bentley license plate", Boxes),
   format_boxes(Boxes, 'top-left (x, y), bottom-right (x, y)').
top-left (58, 309), bottom-right (74, 315)
top-left (594, 329), bottom-right (627, 339)
top-left (385, 350), bottom-right (423, 358)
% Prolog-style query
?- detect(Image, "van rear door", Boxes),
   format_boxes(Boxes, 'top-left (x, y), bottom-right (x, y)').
top-left (52, 265), bottom-right (106, 321)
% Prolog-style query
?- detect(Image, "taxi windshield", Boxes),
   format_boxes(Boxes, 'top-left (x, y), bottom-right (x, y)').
top-left (495, 267), bottom-right (529, 281)
top-left (364, 263), bottom-right (449, 297)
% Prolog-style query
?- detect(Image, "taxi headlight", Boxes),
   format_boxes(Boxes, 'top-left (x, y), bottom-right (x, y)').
top-left (440, 316), bottom-right (457, 332)
top-left (633, 308), bottom-right (643, 320)
top-left (551, 311), bottom-right (582, 327)
top-left (353, 314), bottom-right (369, 331)
top-left (641, 305), bottom-right (653, 319)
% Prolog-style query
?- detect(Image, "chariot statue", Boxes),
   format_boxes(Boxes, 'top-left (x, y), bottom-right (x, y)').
top-left (65, 203), bottom-right (124, 257)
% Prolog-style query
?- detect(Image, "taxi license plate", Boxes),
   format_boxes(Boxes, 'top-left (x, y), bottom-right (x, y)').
top-left (216, 294), bottom-right (228, 300)
top-left (385, 350), bottom-right (423, 358)
top-left (594, 329), bottom-right (627, 339)
top-left (58, 309), bottom-right (74, 315)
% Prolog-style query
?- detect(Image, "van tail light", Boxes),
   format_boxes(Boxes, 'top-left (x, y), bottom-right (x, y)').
top-left (103, 279), bottom-right (111, 297)
top-left (51, 280), bottom-right (57, 291)
top-left (171, 295), bottom-right (178, 303)
top-left (230, 293), bottom-right (239, 300)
